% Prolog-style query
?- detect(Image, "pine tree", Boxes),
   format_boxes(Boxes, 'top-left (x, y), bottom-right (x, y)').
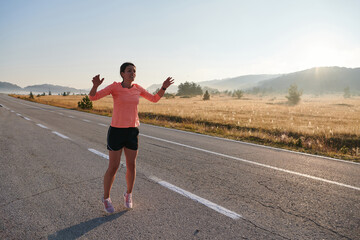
top-left (203, 90), bottom-right (210, 100)
top-left (78, 95), bottom-right (93, 109)
top-left (286, 84), bottom-right (302, 105)
top-left (233, 89), bottom-right (244, 99)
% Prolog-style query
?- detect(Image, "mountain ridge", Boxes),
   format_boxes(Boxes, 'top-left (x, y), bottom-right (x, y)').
top-left (2, 66), bottom-right (359, 94)
top-left (0, 82), bottom-right (87, 94)
top-left (258, 66), bottom-right (360, 93)
top-left (147, 66), bottom-right (359, 94)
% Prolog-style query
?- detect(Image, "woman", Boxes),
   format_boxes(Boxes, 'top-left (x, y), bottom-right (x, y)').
top-left (89, 62), bottom-right (174, 213)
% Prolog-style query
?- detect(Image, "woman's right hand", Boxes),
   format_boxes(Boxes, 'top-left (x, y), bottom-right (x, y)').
top-left (92, 74), bottom-right (104, 87)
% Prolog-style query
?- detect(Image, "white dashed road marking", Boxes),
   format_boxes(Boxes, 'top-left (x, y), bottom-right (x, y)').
top-left (52, 131), bottom-right (70, 140)
top-left (87, 147), bottom-right (241, 220)
top-left (88, 148), bottom-right (125, 168)
top-left (37, 124), bottom-right (49, 129)
top-left (88, 148), bottom-right (109, 159)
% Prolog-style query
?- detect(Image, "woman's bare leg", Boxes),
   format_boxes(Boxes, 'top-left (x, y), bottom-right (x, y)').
top-left (124, 148), bottom-right (138, 194)
top-left (103, 149), bottom-right (122, 199)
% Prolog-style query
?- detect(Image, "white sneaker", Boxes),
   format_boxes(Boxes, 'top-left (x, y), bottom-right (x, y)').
top-left (102, 197), bottom-right (115, 213)
top-left (124, 193), bottom-right (133, 209)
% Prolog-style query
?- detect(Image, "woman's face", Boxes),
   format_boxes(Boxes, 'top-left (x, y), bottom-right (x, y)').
top-left (121, 65), bottom-right (136, 82)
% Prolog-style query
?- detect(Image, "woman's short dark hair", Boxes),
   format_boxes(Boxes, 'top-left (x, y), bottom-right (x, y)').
top-left (120, 62), bottom-right (135, 73)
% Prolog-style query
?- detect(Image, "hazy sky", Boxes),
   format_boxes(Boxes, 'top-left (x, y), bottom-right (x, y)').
top-left (0, 0), bottom-right (359, 89)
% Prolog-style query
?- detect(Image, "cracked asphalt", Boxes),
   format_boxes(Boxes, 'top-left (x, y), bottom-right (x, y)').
top-left (1, 93), bottom-right (359, 239)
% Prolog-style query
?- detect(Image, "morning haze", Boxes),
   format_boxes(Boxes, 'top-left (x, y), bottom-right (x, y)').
top-left (1, 1), bottom-right (360, 239)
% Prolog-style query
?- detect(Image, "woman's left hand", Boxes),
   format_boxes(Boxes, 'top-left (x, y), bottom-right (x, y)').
top-left (162, 77), bottom-right (175, 89)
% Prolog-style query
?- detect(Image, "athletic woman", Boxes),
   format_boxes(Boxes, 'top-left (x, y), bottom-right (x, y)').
top-left (89, 62), bottom-right (174, 213)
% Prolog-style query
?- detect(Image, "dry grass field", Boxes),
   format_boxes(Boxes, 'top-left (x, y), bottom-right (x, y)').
top-left (11, 94), bottom-right (360, 161)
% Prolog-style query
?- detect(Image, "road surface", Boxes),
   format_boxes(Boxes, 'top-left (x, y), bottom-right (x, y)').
top-left (1, 93), bottom-right (359, 239)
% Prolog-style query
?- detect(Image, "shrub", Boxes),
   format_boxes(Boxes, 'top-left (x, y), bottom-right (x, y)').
top-left (233, 89), bottom-right (244, 99)
top-left (286, 84), bottom-right (302, 105)
top-left (78, 95), bottom-right (93, 109)
top-left (295, 138), bottom-right (303, 147)
top-left (340, 146), bottom-right (349, 154)
top-left (203, 90), bottom-right (210, 100)
top-left (29, 92), bottom-right (34, 99)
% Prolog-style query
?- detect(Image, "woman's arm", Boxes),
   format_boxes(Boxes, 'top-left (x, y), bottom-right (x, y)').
top-left (89, 74), bottom-right (104, 97)
top-left (138, 77), bottom-right (174, 102)
top-left (89, 85), bottom-right (99, 97)
top-left (156, 77), bottom-right (175, 98)
top-left (139, 77), bottom-right (175, 102)
top-left (89, 74), bottom-right (112, 101)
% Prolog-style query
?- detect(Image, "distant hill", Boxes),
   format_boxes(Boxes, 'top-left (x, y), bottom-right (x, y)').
top-left (0, 82), bottom-right (23, 92)
top-left (0, 83), bottom-right (87, 94)
top-left (23, 84), bottom-right (85, 94)
top-left (197, 74), bottom-right (281, 91)
top-left (195, 67), bottom-right (360, 94)
top-left (258, 67), bottom-right (360, 93)
top-left (146, 84), bottom-right (178, 94)
top-left (146, 67), bottom-right (359, 94)
top-left (146, 75), bottom-right (280, 93)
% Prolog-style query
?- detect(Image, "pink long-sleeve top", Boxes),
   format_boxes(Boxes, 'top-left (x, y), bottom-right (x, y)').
top-left (89, 82), bottom-right (161, 128)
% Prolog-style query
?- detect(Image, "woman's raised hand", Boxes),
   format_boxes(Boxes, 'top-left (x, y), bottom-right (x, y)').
top-left (92, 74), bottom-right (104, 87)
top-left (162, 77), bottom-right (175, 89)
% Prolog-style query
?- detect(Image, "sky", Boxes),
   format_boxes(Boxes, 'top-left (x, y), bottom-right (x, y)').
top-left (0, 0), bottom-right (359, 89)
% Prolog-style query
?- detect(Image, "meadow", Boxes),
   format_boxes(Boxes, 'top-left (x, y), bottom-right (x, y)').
top-left (11, 94), bottom-right (360, 161)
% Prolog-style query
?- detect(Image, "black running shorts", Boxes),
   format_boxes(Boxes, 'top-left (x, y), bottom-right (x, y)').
top-left (107, 126), bottom-right (139, 151)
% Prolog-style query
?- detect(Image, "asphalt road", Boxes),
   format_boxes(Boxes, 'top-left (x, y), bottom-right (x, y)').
top-left (1, 93), bottom-right (359, 240)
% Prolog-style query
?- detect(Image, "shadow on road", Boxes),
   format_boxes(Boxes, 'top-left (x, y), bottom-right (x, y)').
top-left (47, 210), bottom-right (127, 240)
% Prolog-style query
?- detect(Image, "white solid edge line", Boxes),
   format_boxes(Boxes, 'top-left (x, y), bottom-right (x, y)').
top-left (144, 124), bottom-right (360, 165)
top-left (141, 134), bottom-right (360, 191)
top-left (36, 124), bottom-right (48, 129)
top-left (52, 131), bottom-right (70, 140)
top-left (149, 176), bottom-right (242, 220)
